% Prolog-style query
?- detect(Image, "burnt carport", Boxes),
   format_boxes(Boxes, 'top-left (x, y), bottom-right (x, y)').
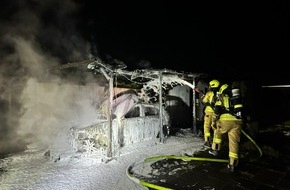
top-left (50, 58), bottom-right (206, 157)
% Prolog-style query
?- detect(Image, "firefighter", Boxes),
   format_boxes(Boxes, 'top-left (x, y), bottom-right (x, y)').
top-left (209, 83), bottom-right (243, 172)
top-left (201, 79), bottom-right (220, 148)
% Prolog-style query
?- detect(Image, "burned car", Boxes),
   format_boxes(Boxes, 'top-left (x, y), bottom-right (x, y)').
top-left (69, 92), bottom-right (171, 155)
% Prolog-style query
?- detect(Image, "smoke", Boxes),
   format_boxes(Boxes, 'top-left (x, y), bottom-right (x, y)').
top-left (0, 0), bottom-right (100, 156)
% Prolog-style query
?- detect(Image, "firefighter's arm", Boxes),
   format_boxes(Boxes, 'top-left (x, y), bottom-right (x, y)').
top-left (202, 92), bottom-right (215, 108)
top-left (201, 92), bottom-right (210, 105)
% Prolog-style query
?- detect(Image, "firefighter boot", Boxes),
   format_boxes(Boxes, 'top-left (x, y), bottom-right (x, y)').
top-left (203, 137), bottom-right (211, 149)
top-left (227, 164), bottom-right (235, 172)
top-left (208, 149), bottom-right (219, 156)
top-left (203, 141), bottom-right (211, 149)
top-left (209, 143), bottom-right (220, 156)
top-left (227, 159), bottom-right (238, 172)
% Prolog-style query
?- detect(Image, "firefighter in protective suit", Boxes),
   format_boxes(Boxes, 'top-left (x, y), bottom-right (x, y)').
top-left (201, 79), bottom-right (220, 148)
top-left (209, 83), bottom-right (243, 172)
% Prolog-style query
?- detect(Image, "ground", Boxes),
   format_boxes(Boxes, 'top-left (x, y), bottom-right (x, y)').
top-left (1, 126), bottom-right (290, 190)
top-left (129, 126), bottom-right (290, 190)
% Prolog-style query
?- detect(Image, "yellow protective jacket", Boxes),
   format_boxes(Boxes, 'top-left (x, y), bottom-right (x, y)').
top-left (202, 91), bottom-right (216, 113)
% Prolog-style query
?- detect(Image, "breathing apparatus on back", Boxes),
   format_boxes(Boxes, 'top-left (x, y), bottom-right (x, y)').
top-left (216, 83), bottom-right (243, 119)
top-left (230, 88), bottom-right (243, 119)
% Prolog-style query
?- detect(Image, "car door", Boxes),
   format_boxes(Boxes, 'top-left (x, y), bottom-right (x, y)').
top-left (122, 105), bottom-right (145, 144)
top-left (143, 104), bottom-right (160, 140)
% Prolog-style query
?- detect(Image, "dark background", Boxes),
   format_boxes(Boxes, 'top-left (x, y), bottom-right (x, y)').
top-left (1, 0), bottom-right (288, 84)
top-left (77, 1), bottom-right (289, 85)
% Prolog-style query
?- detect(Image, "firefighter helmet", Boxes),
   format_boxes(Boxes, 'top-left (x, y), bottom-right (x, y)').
top-left (219, 84), bottom-right (229, 94)
top-left (209, 79), bottom-right (220, 89)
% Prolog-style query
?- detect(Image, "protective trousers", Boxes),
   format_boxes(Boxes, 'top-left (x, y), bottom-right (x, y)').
top-left (203, 112), bottom-right (214, 142)
top-left (212, 120), bottom-right (242, 166)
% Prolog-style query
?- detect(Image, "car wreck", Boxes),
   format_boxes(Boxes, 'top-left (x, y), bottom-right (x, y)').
top-left (69, 91), bottom-right (171, 156)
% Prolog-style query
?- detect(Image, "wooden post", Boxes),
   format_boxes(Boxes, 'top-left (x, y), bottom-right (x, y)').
top-left (98, 67), bottom-right (114, 157)
top-left (107, 74), bottom-right (114, 158)
top-left (159, 72), bottom-right (164, 143)
top-left (192, 78), bottom-right (197, 135)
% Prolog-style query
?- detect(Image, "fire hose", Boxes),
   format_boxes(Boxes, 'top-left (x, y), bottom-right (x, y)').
top-left (126, 129), bottom-right (262, 190)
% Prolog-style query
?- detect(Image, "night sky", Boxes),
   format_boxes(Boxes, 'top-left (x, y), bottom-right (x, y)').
top-left (77, 1), bottom-right (289, 84)
top-left (0, 0), bottom-right (289, 84)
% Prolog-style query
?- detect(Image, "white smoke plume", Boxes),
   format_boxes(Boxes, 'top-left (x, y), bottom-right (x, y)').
top-left (0, 0), bottom-right (100, 156)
